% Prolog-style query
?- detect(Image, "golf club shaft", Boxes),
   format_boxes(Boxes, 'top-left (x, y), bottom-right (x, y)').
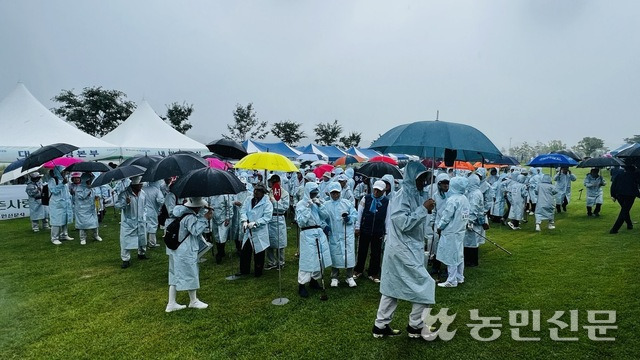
top-left (470, 228), bottom-right (513, 255)
top-left (315, 237), bottom-right (328, 298)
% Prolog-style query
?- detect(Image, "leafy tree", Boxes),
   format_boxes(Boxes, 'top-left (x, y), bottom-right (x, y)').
top-left (533, 141), bottom-right (549, 156)
top-left (271, 120), bottom-right (306, 146)
top-left (510, 142), bottom-right (535, 162)
top-left (51, 87), bottom-right (136, 137)
top-left (340, 131), bottom-right (362, 148)
top-left (546, 140), bottom-right (566, 153)
top-left (314, 120), bottom-right (342, 146)
top-left (574, 137), bottom-right (606, 157)
top-left (161, 102), bottom-right (193, 134)
top-left (623, 135), bottom-right (640, 143)
top-left (224, 103), bottom-right (268, 141)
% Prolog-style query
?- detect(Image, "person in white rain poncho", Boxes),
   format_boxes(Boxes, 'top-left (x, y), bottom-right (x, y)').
top-left (165, 197), bottom-right (213, 313)
top-left (266, 174), bottom-right (289, 269)
top-left (463, 174), bottom-right (488, 267)
top-left (554, 167), bottom-right (576, 213)
top-left (373, 161), bottom-right (436, 340)
top-left (210, 193), bottom-right (233, 263)
top-left (73, 173), bottom-right (102, 245)
top-left (25, 172), bottom-right (49, 232)
top-left (322, 182), bottom-right (358, 288)
top-left (144, 180), bottom-right (165, 248)
top-left (239, 184), bottom-right (273, 277)
top-left (489, 174), bottom-right (508, 223)
top-left (47, 166), bottom-right (74, 245)
top-left (427, 173), bottom-right (450, 279)
top-left (115, 176), bottom-right (147, 269)
top-left (535, 174), bottom-right (558, 231)
top-left (295, 182), bottom-right (332, 298)
top-left (436, 176), bottom-right (470, 288)
top-left (507, 174), bottom-right (528, 230)
top-left (527, 168), bottom-right (542, 215)
top-left (584, 168), bottom-right (606, 217)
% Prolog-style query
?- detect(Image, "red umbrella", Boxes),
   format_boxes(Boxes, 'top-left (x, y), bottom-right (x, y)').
top-left (369, 155), bottom-right (398, 166)
top-left (312, 164), bottom-right (334, 178)
top-left (43, 157), bottom-right (83, 169)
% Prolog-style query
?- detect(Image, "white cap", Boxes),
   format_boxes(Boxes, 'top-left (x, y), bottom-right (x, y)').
top-left (336, 174), bottom-right (348, 182)
top-left (322, 172), bottom-right (331, 178)
top-left (373, 180), bottom-right (386, 191)
top-left (185, 197), bottom-right (207, 207)
top-left (130, 176), bottom-right (143, 185)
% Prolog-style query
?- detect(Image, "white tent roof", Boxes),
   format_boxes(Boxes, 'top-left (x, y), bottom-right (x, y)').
top-left (0, 83), bottom-right (120, 162)
top-left (101, 101), bottom-right (207, 157)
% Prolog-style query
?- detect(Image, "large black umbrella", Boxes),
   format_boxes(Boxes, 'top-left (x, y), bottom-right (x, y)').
top-left (206, 139), bottom-right (248, 160)
top-left (615, 144), bottom-right (640, 158)
top-left (142, 153), bottom-right (208, 182)
top-left (551, 150), bottom-right (582, 162)
top-left (119, 155), bottom-right (163, 169)
top-left (356, 162), bottom-right (403, 179)
top-left (487, 155), bottom-right (519, 166)
top-left (170, 167), bottom-right (246, 198)
top-left (91, 165), bottom-right (146, 188)
top-left (577, 157), bottom-right (624, 168)
top-left (21, 143), bottom-right (79, 170)
top-left (65, 162), bottom-right (111, 173)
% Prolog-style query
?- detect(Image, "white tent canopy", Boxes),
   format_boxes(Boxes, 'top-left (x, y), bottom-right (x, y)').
top-left (101, 101), bottom-right (208, 157)
top-left (0, 83), bottom-right (120, 163)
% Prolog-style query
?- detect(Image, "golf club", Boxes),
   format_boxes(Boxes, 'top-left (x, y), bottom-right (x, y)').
top-left (315, 237), bottom-right (328, 301)
top-left (469, 227), bottom-right (513, 256)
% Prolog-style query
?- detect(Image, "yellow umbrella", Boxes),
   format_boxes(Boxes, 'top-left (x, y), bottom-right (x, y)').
top-left (234, 152), bottom-right (299, 172)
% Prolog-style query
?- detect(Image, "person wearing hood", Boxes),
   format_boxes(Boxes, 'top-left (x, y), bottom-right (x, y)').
top-left (475, 168), bottom-right (493, 214)
top-left (554, 167), bottom-right (576, 212)
top-left (165, 197), bottom-right (213, 312)
top-left (295, 182), bottom-right (332, 298)
top-left (373, 162), bottom-right (436, 340)
top-left (380, 174), bottom-right (396, 199)
top-left (318, 171), bottom-right (333, 199)
top-left (47, 166), bottom-right (74, 245)
top-left (73, 173), bottom-right (102, 245)
top-left (25, 172), bottom-right (49, 232)
top-left (427, 173), bottom-right (450, 280)
top-left (486, 168), bottom-right (499, 186)
top-left (506, 175), bottom-right (528, 230)
top-left (230, 176), bottom-right (251, 254)
top-left (210, 193), bottom-right (233, 263)
top-left (436, 176), bottom-right (470, 288)
top-left (321, 182), bottom-right (358, 287)
top-left (238, 184), bottom-right (273, 277)
top-left (527, 168), bottom-right (541, 215)
top-left (584, 168), bottom-right (606, 217)
top-left (344, 167), bottom-right (356, 193)
top-left (68, 172), bottom-right (82, 198)
top-left (489, 174), bottom-right (508, 223)
top-left (534, 174), bottom-right (558, 231)
top-left (353, 176), bottom-right (369, 206)
top-left (336, 174), bottom-right (355, 204)
top-left (354, 180), bottom-right (389, 283)
top-left (464, 174), bottom-right (489, 267)
top-left (144, 180), bottom-right (165, 248)
top-left (266, 174), bottom-right (289, 270)
top-left (115, 176), bottom-right (148, 268)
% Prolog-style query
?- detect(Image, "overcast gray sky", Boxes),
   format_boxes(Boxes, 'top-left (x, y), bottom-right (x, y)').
top-left (1, 0), bottom-right (638, 152)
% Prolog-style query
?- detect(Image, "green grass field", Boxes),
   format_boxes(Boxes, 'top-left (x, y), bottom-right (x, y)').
top-left (1, 168), bottom-right (639, 359)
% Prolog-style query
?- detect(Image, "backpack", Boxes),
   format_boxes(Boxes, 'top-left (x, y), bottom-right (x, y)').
top-left (41, 184), bottom-right (50, 206)
top-left (163, 213), bottom-right (192, 250)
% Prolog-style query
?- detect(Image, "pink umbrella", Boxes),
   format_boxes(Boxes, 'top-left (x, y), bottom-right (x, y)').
top-left (207, 157), bottom-right (229, 170)
top-left (43, 157), bottom-right (83, 169)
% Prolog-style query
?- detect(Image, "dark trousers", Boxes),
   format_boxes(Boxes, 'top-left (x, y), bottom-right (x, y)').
top-left (355, 232), bottom-right (383, 277)
top-left (611, 196), bottom-right (635, 232)
top-left (240, 240), bottom-right (265, 277)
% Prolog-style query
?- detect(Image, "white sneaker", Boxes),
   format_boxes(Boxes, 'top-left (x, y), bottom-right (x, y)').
top-left (188, 300), bottom-right (208, 309)
top-left (421, 326), bottom-right (438, 341)
top-left (507, 222), bottom-right (516, 230)
top-left (52, 240), bottom-right (62, 245)
top-left (80, 239), bottom-right (86, 245)
top-left (95, 236), bottom-right (103, 242)
top-left (535, 224), bottom-right (541, 232)
top-left (330, 278), bottom-right (339, 287)
top-left (61, 235), bottom-right (74, 241)
top-left (165, 303), bottom-right (186, 313)
top-left (548, 224), bottom-right (556, 230)
top-left (437, 281), bottom-right (457, 288)
top-left (346, 277), bottom-right (357, 288)
top-left (33, 228), bottom-right (40, 233)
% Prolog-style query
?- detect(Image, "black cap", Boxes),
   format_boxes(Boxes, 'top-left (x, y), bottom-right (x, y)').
top-left (253, 184), bottom-right (267, 193)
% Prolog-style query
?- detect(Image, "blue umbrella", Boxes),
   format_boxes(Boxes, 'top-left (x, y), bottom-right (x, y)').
top-left (527, 154), bottom-right (578, 167)
top-left (369, 120), bottom-right (502, 161)
top-left (4, 158), bottom-right (25, 172)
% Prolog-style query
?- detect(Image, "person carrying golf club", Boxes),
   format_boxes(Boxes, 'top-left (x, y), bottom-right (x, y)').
top-left (322, 182), bottom-right (358, 288)
top-left (239, 184), bottom-right (273, 277)
top-left (295, 182), bottom-right (332, 298)
top-left (373, 161), bottom-right (436, 340)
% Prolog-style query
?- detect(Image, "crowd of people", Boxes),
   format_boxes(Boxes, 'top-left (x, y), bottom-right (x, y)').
top-left (21, 160), bottom-right (640, 340)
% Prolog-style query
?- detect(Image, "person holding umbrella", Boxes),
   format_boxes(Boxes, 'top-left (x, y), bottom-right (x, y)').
top-left (322, 182), bottom-right (358, 288)
top-left (210, 193), bottom-right (233, 264)
top-left (73, 173), bottom-right (102, 245)
top-left (554, 167), bottom-right (576, 213)
top-left (354, 180), bottom-right (389, 283)
top-left (25, 172), bottom-right (50, 233)
top-left (609, 165), bottom-right (640, 234)
top-left (584, 168), bottom-right (606, 217)
top-left (534, 174), bottom-right (558, 231)
top-left (47, 166), bottom-right (74, 245)
top-left (165, 197), bottom-right (213, 312)
top-left (266, 174), bottom-right (289, 270)
top-left (373, 162), bottom-right (436, 339)
top-left (238, 184), bottom-right (273, 277)
top-left (144, 180), bottom-right (165, 248)
top-left (115, 176), bottom-right (148, 268)
top-left (295, 182), bottom-right (332, 298)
